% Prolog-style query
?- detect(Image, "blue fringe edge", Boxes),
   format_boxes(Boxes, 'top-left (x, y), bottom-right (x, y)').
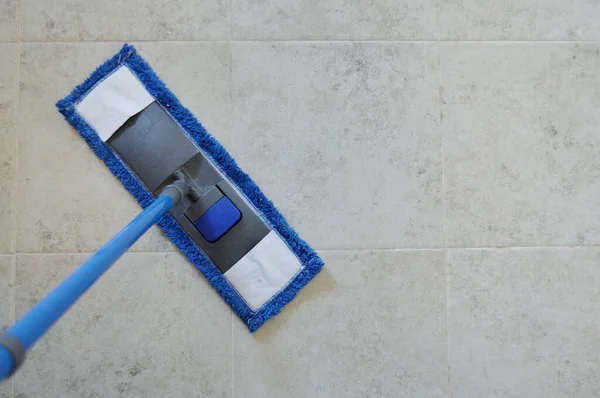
top-left (56, 44), bottom-right (324, 332)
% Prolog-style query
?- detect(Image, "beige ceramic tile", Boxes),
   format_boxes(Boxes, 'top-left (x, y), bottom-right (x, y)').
top-left (20, 0), bottom-right (228, 41)
top-left (233, 0), bottom-right (437, 40)
top-left (0, 256), bottom-right (12, 398)
top-left (14, 253), bottom-right (231, 397)
top-left (234, 250), bottom-right (448, 398)
top-left (0, 0), bottom-right (17, 41)
top-left (0, 44), bottom-right (17, 254)
top-left (448, 248), bottom-right (600, 397)
top-left (440, 0), bottom-right (600, 40)
top-left (231, 42), bottom-right (444, 249)
top-left (17, 43), bottom-right (229, 253)
top-left (441, 43), bottom-right (600, 247)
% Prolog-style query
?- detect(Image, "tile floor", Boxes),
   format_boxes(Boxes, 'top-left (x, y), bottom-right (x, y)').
top-left (1, 1), bottom-right (600, 397)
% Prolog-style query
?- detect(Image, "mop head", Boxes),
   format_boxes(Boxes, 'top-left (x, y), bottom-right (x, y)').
top-left (56, 44), bottom-right (324, 332)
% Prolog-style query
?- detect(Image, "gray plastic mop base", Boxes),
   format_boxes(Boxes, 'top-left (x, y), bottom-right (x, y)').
top-left (108, 102), bottom-right (269, 273)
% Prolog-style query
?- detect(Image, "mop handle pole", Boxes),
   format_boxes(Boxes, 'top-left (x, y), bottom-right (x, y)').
top-left (0, 181), bottom-right (187, 382)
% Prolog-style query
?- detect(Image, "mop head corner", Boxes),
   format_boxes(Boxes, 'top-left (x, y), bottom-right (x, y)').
top-left (56, 44), bottom-right (324, 332)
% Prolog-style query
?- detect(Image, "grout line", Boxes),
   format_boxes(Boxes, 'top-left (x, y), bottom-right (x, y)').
top-left (232, 39), bottom-right (438, 43)
top-left (435, 10), bottom-right (453, 398)
top-left (213, 39), bottom-right (600, 44)
top-left (10, 256), bottom-right (16, 398)
top-left (11, 39), bottom-right (600, 44)
top-left (9, 244), bottom-right (600, 256)
top-left (321, 244), bottom-right (600, 250)
top-left (229, 2), bottom-right (234, 397)
top-left (447, 244), bottom-right (600, 250)
top-left (234, 39), bottom-right (600, 43)
top-left (14, 251), bottom-right (178, 256)
top-left (317, 245), bottom-right (600, 251)
top-left (16, 39), bottom-right (231, 44)
top-left (13, 39), bottom-right (436, 44)
top-left (437, 40), bottom-right (600, 44)
top-left (228, 38), bottom-right (234, 152)
top-left (10, 257), bottom-right (16, 324)
top-left (11, 3), bottom-right (21, 255)
top-left (335, 245), bottom-right (600, 251)
top-left (12, 0), bottom-right (21, 393)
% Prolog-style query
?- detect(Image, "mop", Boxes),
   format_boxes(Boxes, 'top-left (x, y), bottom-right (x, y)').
top-left (0, 44), bottom-right (324, 380)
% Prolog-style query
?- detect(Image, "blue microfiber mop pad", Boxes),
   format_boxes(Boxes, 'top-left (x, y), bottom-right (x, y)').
top-left (56, 44), bottom-right (324, 332)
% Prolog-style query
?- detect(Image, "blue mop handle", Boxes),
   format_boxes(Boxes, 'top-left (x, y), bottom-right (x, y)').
top-left (0, 182), bottom-right (186, 381)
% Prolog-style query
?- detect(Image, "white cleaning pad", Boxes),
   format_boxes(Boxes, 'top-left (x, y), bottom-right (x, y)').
top-left (76, 66), bottom-right (154, 141)
top-left (224, 231), bottom-right (302, 311)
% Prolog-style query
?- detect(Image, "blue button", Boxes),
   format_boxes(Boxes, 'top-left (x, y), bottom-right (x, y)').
top-left (193, 197), bottom-right (241, 242)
